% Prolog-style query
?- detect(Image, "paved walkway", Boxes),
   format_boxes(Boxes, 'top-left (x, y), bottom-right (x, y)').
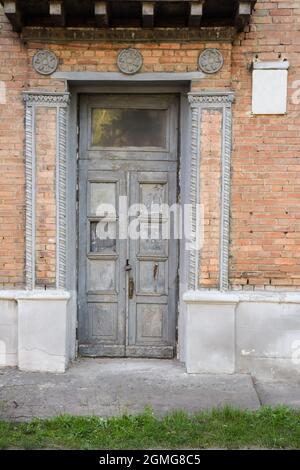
top-left (0, 359), bottom-right (299, 421)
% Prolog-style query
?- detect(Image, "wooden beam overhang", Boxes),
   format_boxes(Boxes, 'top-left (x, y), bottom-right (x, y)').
top-left (3, 0), bottom-right (23, 32)
top-left (95, 1), bottom-right (108, 27)
top-left (49, 0), bottom-right (65, 27)
top-left (1, 0), bottom-right (257, 40)
top-left (235, 1), bottom-right (256, 32)
top-left (188, 1), bottom-right (203, 27)
top-left (142, 2), bottom-right (154, 28)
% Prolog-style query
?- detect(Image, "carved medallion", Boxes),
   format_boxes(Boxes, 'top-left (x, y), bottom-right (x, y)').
top-left (117, 48), bottom-right (143, 75)
top-left (198, 48), bottom-right (224, 74)
top-left (32, 50), bottom-right (59, 75)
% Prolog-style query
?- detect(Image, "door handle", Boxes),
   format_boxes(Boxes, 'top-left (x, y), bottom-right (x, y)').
top-left (128, 277), bottom-right (134, 299)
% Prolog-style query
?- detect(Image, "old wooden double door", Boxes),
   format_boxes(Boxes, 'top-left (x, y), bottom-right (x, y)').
top-left (78, 94), bottom-right (179, 358)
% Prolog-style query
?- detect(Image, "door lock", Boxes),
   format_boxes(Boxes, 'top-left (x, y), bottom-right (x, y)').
top-left (128, 277), bottom-right (135, 299)
top-left (125, 259), bottom-right (132, 271)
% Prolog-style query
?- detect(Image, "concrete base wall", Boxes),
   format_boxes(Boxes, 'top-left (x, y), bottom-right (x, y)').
top-left (236, 297), bottom-right (300, 381)
top-left (17, 292), bottom-right (71, 373)
top-left (0, 291), bottom-right (71, 372)
top-left (0, 295), bottom-right (18, 367)
top-left (184, 293), bottom-right (236, 373)
top-left (183, 291), bottom-right (300, 380)
top-left (1, 289), bottom-right (300, 378)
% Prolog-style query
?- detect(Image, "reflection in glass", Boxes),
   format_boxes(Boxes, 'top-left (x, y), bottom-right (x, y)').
top-left (90, 221), bottom-right (116, 252)
top-left (90, 182), bottom-right (116, 216)
top-left (92, 108), bottom-right (167, 148)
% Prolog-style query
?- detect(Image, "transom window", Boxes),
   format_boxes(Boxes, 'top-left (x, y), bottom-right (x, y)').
top-left (91, 108), bottom-right (167, 148)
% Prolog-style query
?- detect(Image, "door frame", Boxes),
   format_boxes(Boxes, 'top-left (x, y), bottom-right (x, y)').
top-left (66, 83), bottom-right (192, 360)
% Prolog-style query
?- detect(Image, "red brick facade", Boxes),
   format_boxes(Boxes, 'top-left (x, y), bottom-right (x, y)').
top-left (231, 1), bottom-right (300, 289)
top-left (0, 1), bottom-right (299, 290)
top-left (0, 11), bottom-right (26, 287)
top-left (35, 107), bottom-right (57, 287)
top-left (198, 109), bottom-right (222, 288)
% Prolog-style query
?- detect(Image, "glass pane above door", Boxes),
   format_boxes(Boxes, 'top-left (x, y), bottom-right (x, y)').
top-left (91, 108), bottom-right (167, 148)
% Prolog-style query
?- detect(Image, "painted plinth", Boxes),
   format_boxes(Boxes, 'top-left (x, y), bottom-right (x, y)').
top-left (184, 291), bottom-right (238, 374)
top-left (17, 292), bottom-right (70, 373)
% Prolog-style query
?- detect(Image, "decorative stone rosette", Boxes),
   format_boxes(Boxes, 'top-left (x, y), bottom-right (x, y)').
top-left (198, 48), bottom-right (224, 74)
top-left (32, 50), bottom-right (59, 75)
top-left (117, 48), bottom-right (143, 75)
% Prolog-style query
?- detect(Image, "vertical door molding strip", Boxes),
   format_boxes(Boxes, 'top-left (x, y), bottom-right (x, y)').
top-left (220, 95), bottom-right (234, 291)
top-left (188, 91), bottom-right (234, 291)
top-left (23, 92), bottom-right (70, 290)
top-left (24, 96), bottom-right (35, 290)
top-left (56, 104), bottom-right (68, 289)
top-left (187, 101), bottom-right (201, 290)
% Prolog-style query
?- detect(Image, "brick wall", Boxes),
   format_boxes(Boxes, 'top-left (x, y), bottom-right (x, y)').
top-left (0, 1), bottom-right (299, 290)
top-left (35, 107), bottom-right (57, 288)
top-left (230, 0), bottom-right (300, 289)
top-left (198, 109), bottom-right (222, 288)
top-left (0, 10), bottom-right (27, 288)
top-left (26, 42), bottom-right (231, 84)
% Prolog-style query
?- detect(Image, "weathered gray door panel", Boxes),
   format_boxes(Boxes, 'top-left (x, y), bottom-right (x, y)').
top-left (127, 171), bottom-right (178, 358)
top-left (78, 167), bottom-right (127, 356)
top-left (78, 94), bottom-right (179, 358)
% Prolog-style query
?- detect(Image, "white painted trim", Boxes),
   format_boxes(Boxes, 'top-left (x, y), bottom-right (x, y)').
top-left (4, 290), bottom-right (297, 307)
top-left (52, 71), bottom-right (205, 82)
top-left (0, 291), bottom-right (20, 300)
top-left (0, 290), bottom-right (70, 301)
top-left (183, 290), bottom-right (239, 304)
top-left (252, 60), bottom-right (289, 70)
top-left (183, 290), bottom-right (300, 304)
top-left (235, 291), bottom-right (300, 304)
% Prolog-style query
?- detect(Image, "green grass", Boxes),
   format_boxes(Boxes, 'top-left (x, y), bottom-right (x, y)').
top-left (0, 406), bottom-right (300, 449)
